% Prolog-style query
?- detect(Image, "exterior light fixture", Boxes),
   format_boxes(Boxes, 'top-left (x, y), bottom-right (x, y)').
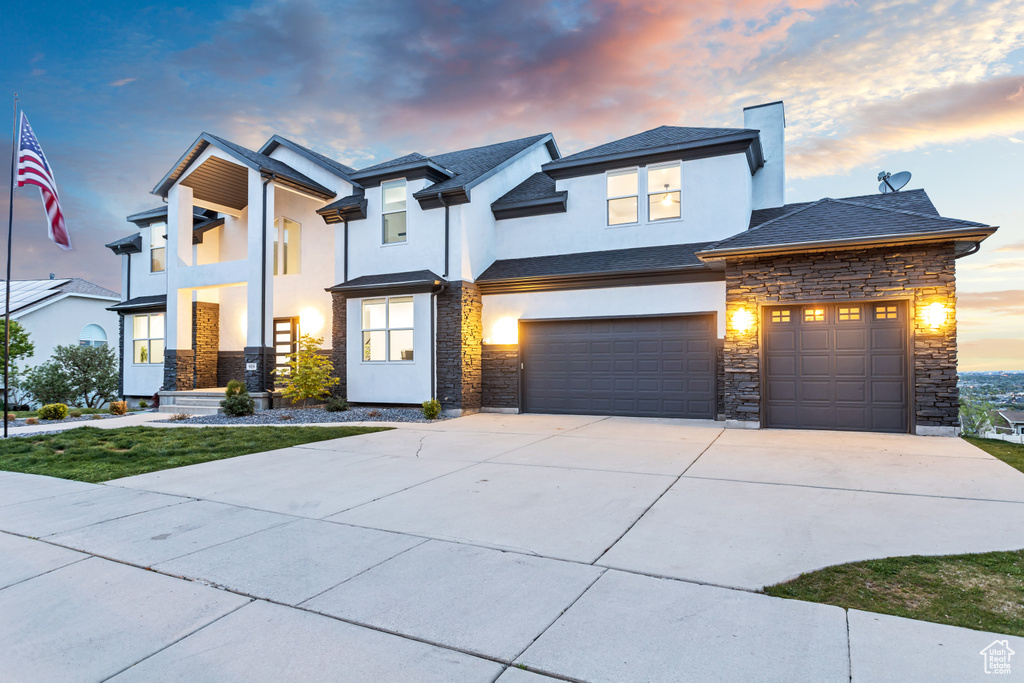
top-left (923, 301), bottom-right (949, 330)
top-left (299, 307), bottom-right (324, 335)
top-left (731, 307), bottom-right (755, 334)
top-left (662, 184), bottom-right (672, 206)
top-left (490, 317), bottom-right (519, 344)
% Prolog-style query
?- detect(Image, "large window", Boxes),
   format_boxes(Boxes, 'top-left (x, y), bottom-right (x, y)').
top-left (606, 169), bottom-right (638, 226)
top-left (362, 296), bottom-right (414, 362)
top-left (79, 324), bottom-right (107, 348)
top-left (150, 224), bottom-right (166, 273)
top-left (382, 180), bottom-right (408, 244)
top-left (132, 313), bottom-right (164, 364)
top-left (647, 162), bottom-right (681, 221)
top-left (273, 217), bottom-right (301, 275)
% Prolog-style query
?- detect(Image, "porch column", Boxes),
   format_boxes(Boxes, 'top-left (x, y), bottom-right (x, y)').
top-left (244, 169), bottom-right (275, 392)
top-left (164, 185), bottom-right (195, 390)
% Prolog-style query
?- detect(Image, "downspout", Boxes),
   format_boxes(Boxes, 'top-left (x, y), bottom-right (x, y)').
top-left (126, 252), bottom-right (131, 301)
top-left (343, 217), bottom-right (349, 283)
top-left (436, 192), bottom-right (449, 278)
top-left (954, 242), bottom-right (981, 259)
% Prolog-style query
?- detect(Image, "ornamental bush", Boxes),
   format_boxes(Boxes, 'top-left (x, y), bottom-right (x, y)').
top-left (421, 398), bottom-right (442, 420)
top-left (325, 397), bottom-right (349, 412)
top-left (221, 381), bottom-right (255, 417)
top-left (278, 335), bottom-right (340, 405)
top-left (38, 403), bottom-right (69, 420)
top-left (109, 401), bottom-right (128, 416)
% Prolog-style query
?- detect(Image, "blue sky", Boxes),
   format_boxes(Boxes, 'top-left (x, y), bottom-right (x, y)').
top-left (1, 0), bottom-right (1022, 369)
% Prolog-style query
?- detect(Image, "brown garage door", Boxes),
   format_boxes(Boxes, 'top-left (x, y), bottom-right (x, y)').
top-left (520, 315), bottom-right (716, 419)
top-left (764, 302), bottom-right (909, 433)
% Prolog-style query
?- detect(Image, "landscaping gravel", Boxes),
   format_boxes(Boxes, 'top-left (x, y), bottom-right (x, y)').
top-left (157, 406), bottom-right (447, 425)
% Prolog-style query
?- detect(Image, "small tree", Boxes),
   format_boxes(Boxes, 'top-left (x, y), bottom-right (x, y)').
top-left (0, 320), bottom-right (35, 367)
top-left (24, 360), bottom-right (76, 406)
top-left (278, 335), bottom-right (339, 405)
top-left (47, 344), bottom-right (118, 408)
top-left (959, 389), bottom-right (994, 436)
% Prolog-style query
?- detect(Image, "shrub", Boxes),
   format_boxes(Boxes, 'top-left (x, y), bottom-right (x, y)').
top-left (960, 390), bottom-right (994, 436)
top-left (222, 381), bottom-right (255, 417)
top-left (169, 413), bottom-right (191, 422)
top-left (421, 398), bottom-right (442, 420)
top-left (11, 404), bottom-right (30, 412)
top-left (325, 397), bottom-right (349, 412)
top-left (24, 362), bottom-right (75, 406)
top-left (367, 408), bottom-right (382, 418)
top-left (109, 401), bottom-right (128, 416)
top-left (36, 345), bottom-right (118, 408)
top-left (90, 414), bottom-right (104, 420)
top-left (39, 403), bottom-right (68, 420)
top-left (4, 413), bottom-right (15, 422)
top-left (69, 410), bottom-right (83, 418)
top-left (277, 335), bottom-right (340, 405)
top-left (138, 400), bottom-right (149, 409)
top-left (25, 417), bottom-right (37, 425)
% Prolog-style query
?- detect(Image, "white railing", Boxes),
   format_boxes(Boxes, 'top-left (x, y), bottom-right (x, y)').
top-left (980, 432), bottom-right (1024, 444)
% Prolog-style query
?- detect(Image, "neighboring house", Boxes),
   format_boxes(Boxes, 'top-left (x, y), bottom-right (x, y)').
top-left (106, 100), bottom-right (998, 435)
top-left (997, 410), bottom-right (1024, 435)
top-left (0, 277), bottom-right (120, 397)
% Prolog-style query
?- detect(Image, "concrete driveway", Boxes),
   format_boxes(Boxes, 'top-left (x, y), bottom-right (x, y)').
top-left (3, 413), bottom-right (1024, 681)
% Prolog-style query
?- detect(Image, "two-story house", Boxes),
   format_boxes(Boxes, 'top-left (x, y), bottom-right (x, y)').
top-left (106, 101), bottom-right (997, 435)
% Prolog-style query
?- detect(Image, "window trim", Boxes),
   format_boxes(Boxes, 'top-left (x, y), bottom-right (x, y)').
top-left (381, 179), bottom-right (408, 245)
top-left (646, 161), bottom-right (682, 223)
top-left (361, 296), bottom-right (415, 363)
top-left (78, 323), bottom-right (108, 348)
top-left (149, 223), bottom-right (166, 273)
top-left (131, 313), bottom-right (164, 365)
top-left (606, 167), bottom-right (639, 227)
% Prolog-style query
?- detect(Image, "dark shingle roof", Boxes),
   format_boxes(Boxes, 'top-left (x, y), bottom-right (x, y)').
top-left (478, 243), bottom-right (716, 281)
top-left (355, 152), bottom-right (431, 174)
top-left (328, 270), bottom-right (445, 293)
top-left (320, 193), bottom-right (366, 212)
top-left (703, 197), bottom-right (993, 256)
top-left (554, 126), bottom-right (757, 164)
top-left (259, 135), bottom-right (356, 178)
top-left (749, 189), bottom-right (940, 229)
top-left (106, 233), bottom-right (142, 251)
top-left (493, 172), bottom-right (561, 206)
top-left (421, 134), bottom-right (551, 195)
top-left (203, 133), bottom-right (336, 198)
top-left (61, 278), bottom-right (120, 299)
top-left (999, 410), bottom-right (1024, 424)
top-left (108, 294), bottom-right (167, 312)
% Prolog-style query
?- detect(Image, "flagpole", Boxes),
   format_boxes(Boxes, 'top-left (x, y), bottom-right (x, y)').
top-left (4, 94), bottom-right (18, 439)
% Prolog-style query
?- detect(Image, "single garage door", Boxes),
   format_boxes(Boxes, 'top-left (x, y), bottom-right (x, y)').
top-left (764, 301), bottom-right (909, 433)
top-left (520, 315), bottom-right (716, 419)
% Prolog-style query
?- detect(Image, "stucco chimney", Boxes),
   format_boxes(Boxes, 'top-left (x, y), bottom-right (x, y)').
top-left (744, 101), bottom-right (785, 210)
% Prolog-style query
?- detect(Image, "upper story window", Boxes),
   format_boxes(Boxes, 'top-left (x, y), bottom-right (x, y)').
top-left (132, 313), bottom-right (164, 364)
top-left (273, 217), bottom-right (301, 275)
top-left (79, 324), bottom-right (107, 348)
top-left (606, 169), bottom-right (638, 226)
top-left (382, 180), bottom-right (407, 244)
top-left (647, 163), bottom-right (681, 221)
top-left (362, 296), bottom-right (414, 362)
top-left (150, 224), bottom-right (166, 273)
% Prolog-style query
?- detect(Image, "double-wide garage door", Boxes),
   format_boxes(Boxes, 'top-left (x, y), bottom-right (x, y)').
top-left (764, 301), bottom-right (909, 433)
top-left (521, 315), bottom-right (716, 419)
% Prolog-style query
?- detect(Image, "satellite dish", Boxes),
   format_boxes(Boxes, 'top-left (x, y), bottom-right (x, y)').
top-left (877, 171), bottom-right (911, 193)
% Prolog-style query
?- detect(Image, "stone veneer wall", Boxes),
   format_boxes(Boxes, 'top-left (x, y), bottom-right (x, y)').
top-left (436, 281), bottom-right (482, 412)
top-left (163, 349), bottom-right (195, 391)
top-left (481, 344), bottom-right (519, 409)
top-left (217, 351), bottom-right (245, 387)
top-left (723, 243), bottom-right (958, 429)
top-left (192, 302), bottom-right (219, 389)
top-left (331, 292), bottom-right (347, 398)
top-left (117, 314), bottom-right (125, 397)
top-left (244, 346), bottom-right (274, 393)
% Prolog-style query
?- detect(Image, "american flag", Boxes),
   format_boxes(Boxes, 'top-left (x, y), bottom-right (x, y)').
top-left (16, 113), bottom-right (71, 250)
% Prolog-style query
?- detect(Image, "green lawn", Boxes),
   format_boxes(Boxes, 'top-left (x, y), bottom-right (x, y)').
top-left (0, 425), bottom-right (388, 483)
top-left (764, 437), bottom-right (1024, 635)
top-left (966, 436), bottom-right (1024, 474)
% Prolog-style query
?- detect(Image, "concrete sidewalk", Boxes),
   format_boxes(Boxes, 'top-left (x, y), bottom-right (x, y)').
top-left (3, 414), bottom-right (1024, 681)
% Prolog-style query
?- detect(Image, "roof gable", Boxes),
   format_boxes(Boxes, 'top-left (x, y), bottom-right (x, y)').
top-left (258, 135), bottom-right (357, 181)
top-left (749, 188), bottom-right (940, 229)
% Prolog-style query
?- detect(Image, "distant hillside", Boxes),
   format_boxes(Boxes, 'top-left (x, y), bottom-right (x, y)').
top-left (959, 372), bottom-right (1024, 409)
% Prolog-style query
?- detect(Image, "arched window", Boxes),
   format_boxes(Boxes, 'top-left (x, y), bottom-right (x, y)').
top-left (79, 324), bottom-right (107, 348)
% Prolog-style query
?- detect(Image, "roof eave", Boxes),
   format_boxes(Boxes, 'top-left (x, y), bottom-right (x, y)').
top-left (491, 192), bottom-right (568, 220)
top-left (258, 135), bottom-right (357, 184)
top-left (696, 227), bottom-right (999, 261)
top-left (317, 198), bottom-right (369, 224)
top-left (350, 160), bottom-right (453, 187)
top-left (541, 132), bottom-right (762, 180)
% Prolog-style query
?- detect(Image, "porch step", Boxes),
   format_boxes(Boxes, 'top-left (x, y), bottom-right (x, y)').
top-left (166, 396), bottom-right (224, 407)
top-left (158, 404), bottom-right (223, 416)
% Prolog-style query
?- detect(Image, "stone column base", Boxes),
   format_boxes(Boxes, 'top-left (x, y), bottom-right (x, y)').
top-left (163, 349), bottom-right (195, 391)
top-left (244, 346), bottom-right (275, 393)
top-left (724, 419), bottom-right (761, 429)
top-left (915, 424), bottom-right (961, 437)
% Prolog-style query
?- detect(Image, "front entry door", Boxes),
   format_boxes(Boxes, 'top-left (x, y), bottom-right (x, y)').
top-left (273, 317), bottom-right (299, 382)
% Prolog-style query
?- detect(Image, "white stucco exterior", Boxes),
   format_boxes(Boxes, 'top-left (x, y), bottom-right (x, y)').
top-left (14, 294), bottom-right (119, 371)
top-left (345, 293), bottom-right (432, 403)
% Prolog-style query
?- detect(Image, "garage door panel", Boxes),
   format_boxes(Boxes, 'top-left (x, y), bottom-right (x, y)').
top-left (765, 302), bottom-right (908, 433)
top-left (523, 315), bottom-right (715, 419)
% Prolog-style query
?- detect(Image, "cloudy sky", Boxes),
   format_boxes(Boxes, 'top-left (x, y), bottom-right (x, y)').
top-left (1, 0), bottom-right (1021, 370)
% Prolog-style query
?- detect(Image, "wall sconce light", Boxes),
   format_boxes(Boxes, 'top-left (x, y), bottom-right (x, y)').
top-left (299, 307), bottom-right (324, 336)
top-left (731, 307), bottom-right (755, 335)
top-left (487, 317), bottom-right (519, 344)
top-left (923, 301), bottom-right (949, 330)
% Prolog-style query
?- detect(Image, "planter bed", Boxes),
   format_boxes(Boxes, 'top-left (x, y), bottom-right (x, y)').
top-left (158, 406), bottom-right (447, 425)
